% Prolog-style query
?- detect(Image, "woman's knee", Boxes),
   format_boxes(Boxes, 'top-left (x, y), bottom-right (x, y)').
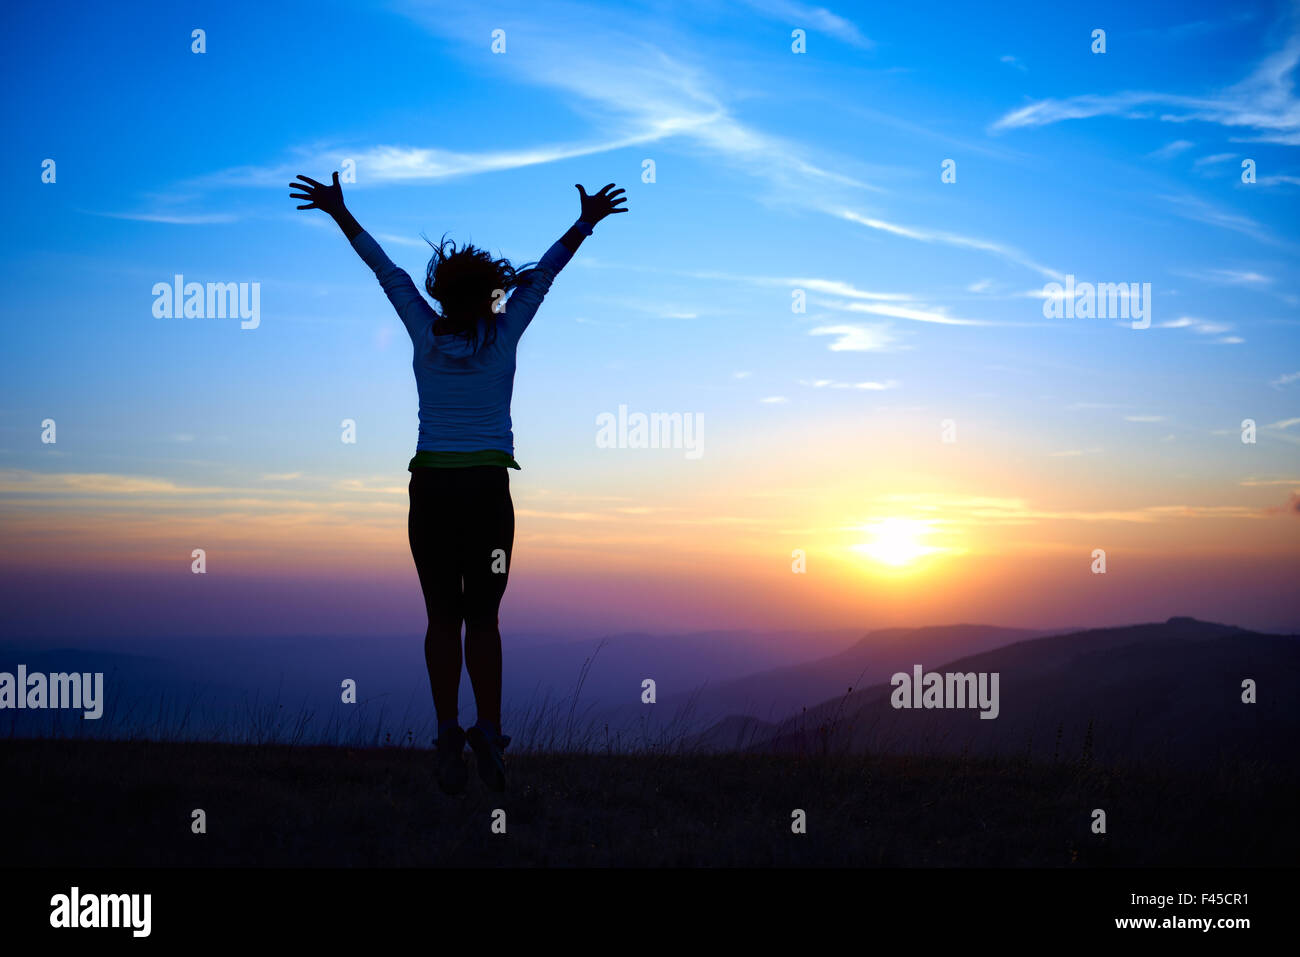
top-left (462, 609), bottom-right (501, 637)
top-left (424, 610), bottom-right (463, 638)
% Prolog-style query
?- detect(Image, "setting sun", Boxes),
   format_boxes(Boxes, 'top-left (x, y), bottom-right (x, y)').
top-left (852, 518), bottom-right (941, 567)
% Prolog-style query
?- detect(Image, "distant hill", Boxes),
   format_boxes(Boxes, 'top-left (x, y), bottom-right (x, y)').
top-left (503, 628), bottom-right (862, 705)
top-left (666, 624), bottom-right (1058, 728)
top-left (734, 618), bottom-right (1299, 767)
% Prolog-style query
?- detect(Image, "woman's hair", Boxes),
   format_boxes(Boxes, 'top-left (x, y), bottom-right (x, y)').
top-left (423, 235), bottom-right (535, 352)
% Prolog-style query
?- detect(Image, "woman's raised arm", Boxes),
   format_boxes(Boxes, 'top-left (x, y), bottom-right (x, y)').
top-left (290, 172), bottom-right (435, 341)
top-left (502, 183), bottom-right (629, 338)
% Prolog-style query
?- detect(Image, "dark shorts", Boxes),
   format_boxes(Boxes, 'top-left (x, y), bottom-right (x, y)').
top-left (407, 466), bottom-right (515, 627)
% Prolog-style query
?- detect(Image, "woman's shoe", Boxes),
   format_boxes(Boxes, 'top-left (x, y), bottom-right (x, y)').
top-left (465, 725), bottom-right (509, 792)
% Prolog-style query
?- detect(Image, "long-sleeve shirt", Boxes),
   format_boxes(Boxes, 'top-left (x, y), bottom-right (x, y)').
top-left (350, 230), bottom-right (574, 462)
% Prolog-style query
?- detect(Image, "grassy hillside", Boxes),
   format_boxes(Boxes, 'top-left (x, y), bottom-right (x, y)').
top-left (3, 738), bottom-right (1294, 867)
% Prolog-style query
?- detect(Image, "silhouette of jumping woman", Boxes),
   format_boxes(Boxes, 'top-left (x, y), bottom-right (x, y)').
top-left (290, 173), bottom-right (627, 793)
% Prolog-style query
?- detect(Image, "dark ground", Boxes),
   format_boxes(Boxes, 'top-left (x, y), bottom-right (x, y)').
top-left (2, 738), bottom-right (1295, 867)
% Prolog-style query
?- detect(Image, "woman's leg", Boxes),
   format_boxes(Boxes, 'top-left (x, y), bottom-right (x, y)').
top-left (460, 467), bottom-right (514, 730)
top-left (407, 469), bottom-right (465, 726)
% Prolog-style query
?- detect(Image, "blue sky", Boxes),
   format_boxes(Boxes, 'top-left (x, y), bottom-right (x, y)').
top-left (2, 0), bottom-right (1298, 637)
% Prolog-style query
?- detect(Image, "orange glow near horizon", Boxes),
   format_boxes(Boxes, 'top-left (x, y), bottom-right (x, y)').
top-left (1, 414), bottom-right (1298, 637)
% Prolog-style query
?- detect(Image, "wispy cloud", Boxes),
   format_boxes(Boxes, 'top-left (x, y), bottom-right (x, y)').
top-left (784, 278), bottom-right (912, 302)
top-left (1158, 315), bottom-right (1244, 344)
top-left (739, 0), bottom-right (874, 49)
top-left (1160, 316), bottom-right (1231, 334)
top-left (80, 209), bottom-right (239, 225)
top-left (1192, 151), bottom-right (1237, 168)
top-left (582, 262), bottom-right (985, 327)
top-left (817, 299), bottom-right (989, 326)
top-left (990, 32), bottom-right (1300, 146)
top-left (836, 209), bottom-right (1064, 280)
top-left (800, 378), bottom-right (898, 390)
top-left (808, 323), bottom-right (898, 352)
top-left (1158, 194), bottom-right (1275, 244)
top-left (0, 470), bottom-right (229, 495)
top-left (200, 133), bottom-right (673, 189)
top-left (1173, 267), bottom-right (1272, 285)
top-left (1147, 139), bottom-right (1196, 159)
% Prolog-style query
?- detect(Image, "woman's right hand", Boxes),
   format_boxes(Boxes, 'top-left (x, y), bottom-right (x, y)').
top-left (290, 172), bottom-right (347, 217)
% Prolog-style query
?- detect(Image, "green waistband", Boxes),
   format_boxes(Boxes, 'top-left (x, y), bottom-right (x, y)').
top-left (408, 449), bottom-right (521, 471)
